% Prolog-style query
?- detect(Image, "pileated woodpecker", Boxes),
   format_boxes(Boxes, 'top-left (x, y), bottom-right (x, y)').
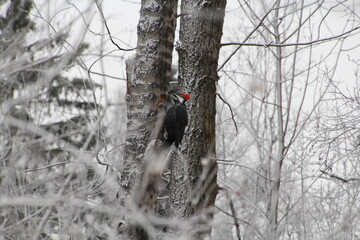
top-left (162, 92), bottom-right (190, 149)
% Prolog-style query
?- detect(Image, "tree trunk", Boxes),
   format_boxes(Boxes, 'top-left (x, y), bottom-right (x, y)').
top-left (120, 0), bottom-right (177, 239)
top-left (169, 0), bottom-right (226, 238)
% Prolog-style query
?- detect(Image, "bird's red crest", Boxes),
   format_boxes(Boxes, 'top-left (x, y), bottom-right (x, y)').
top-left (181, 94), bottom-right (190, 101)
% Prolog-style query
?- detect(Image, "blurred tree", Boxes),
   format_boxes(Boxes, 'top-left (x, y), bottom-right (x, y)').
top-left (0, 0), bottom-right (104, 239)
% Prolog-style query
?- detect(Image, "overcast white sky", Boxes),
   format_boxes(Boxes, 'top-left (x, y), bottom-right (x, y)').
top-left (96, 0), bottom-right (360, 99)
top-left (3, 0), bottom-right (359, 101)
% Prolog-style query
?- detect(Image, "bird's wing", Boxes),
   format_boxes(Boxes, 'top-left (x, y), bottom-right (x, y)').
top-left (174, 103), bottom-right (188, 127)
top-left (173, 104), bottom-right (188, 147)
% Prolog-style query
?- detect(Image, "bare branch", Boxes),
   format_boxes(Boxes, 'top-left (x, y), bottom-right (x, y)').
top-left (223, 188), bottom-right (242, 240)
top-left (95, 1), bottom-right (135, 51)
top-left (217, 160), bottom-right (274, 181)
top-left (216, 93), bottom-right (238, 133)
top-left (221, 26), bottom-right (360, 48)
top-left (24, 161), bottom-right (70, 172)
top-left (217, 0), bottom-right (279, 72)
top-left (320, 170), bottom-right (360, 183)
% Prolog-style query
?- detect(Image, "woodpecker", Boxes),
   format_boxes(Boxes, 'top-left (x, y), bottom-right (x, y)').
top-left (162, 92), bottom-right (190, 149)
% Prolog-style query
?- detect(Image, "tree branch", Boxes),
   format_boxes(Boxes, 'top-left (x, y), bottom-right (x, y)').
top-left (216, 93), bottom-right (238, 133)
top-left (95, 1), bottom-right (135, 51)
top-left (217, 0), bottom-right (278, 72)
top-left (320, 170), bottom-right (360, 183)
top-left (221, 26), bottom-right (360, 48)
top-left (223, 188), bottom-right (242, 240)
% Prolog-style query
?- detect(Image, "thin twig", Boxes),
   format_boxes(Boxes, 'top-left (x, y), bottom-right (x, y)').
top-left (215, 204), bottom-right (264, 239)
top-left (33, 172), bottom-right (74, 240)
top-left (221, 26), bottom-right (360, 48)
top-left (217, 0), bottom-right (278, 72)
top-left (95, 1), bottom-right (135, 51)
top-left (223, 188), bottom-right (241, 240)
top-left (320, 170), bottom-right (360, 183)
top-left (96, 152), bottom-right (111, 171)
top-left (216, 93), bottom-right (238, 133)
top-left (217, 161), bottom-right (274, 181)
top-left (25, 161), bottom-right (70, 172)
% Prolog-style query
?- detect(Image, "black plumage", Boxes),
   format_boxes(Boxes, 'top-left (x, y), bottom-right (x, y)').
top-left (162, 92), bottom-right (190, 149)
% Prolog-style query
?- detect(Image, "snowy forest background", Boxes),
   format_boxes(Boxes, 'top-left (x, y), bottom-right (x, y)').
top-left (1, 0), bottom-right (360, 239)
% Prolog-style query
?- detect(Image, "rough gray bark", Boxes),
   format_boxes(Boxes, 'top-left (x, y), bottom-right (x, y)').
top-left (120, 0), bottom-right (177, 239)
top-left (169, 0), bottom-right (226, 238)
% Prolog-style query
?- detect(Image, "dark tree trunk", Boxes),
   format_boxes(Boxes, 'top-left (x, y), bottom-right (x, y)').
top-left (169, 0), bottom-right (227, 238)
top-left (120, 0), bottom-right (178, 239)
